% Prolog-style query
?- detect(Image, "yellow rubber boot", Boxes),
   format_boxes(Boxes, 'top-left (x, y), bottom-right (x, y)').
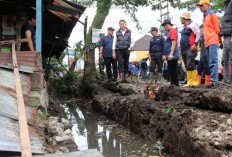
top-left (191, 70), bottom-right (200, 86)
top-left (183, 71), bottom-right (193, 87)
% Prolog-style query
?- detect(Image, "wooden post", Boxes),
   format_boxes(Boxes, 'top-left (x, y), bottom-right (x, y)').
top-left (36, 0), bottom-right (42, 52)
top-left (12, 43), bottom-right (32, 157)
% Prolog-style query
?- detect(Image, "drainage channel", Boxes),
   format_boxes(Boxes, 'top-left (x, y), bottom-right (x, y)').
top-left (61, 102), bottom-right (173, 157)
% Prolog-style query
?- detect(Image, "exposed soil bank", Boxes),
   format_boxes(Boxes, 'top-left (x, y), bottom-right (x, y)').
top-left (91, 83), bottom-right (232, 157)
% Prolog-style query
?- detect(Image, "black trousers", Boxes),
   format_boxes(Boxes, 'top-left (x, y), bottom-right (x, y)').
top-left (167, 59), bottom-right (179, 86)
top-left (104, 57), bottom-right (118, 80)
top-left (116, 49), bottom-right (130, 74)
top-left (182, 49), bottom-right (197, 71)
top-left (150, 55), bottom-right (163, 73)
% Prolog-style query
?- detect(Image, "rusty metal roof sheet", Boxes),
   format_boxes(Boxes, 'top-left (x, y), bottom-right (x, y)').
top-left (0, 51), bottom-right (36, 73)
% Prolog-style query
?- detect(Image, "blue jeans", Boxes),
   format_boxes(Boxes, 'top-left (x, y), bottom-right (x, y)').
top-left (206, 44), bottom-right (218, 82)
top-left (197, 56), bottom-right (210, 75)
top-left (141, 70), bottom-right (146, 79)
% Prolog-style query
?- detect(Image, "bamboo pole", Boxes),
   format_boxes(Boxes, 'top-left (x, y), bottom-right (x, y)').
top-left (12, 43), bottom-right (32, 157)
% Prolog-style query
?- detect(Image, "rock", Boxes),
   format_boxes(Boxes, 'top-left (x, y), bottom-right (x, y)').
top-left (203, 132), bottom-right (211, 139)
top-left (48, 117), bottom-right (59, 125)
top-left (211, 131), bottom-right (223, 142)
top-left (48, 124), bottom-right (64, 134)
top-left (55, 150), bottom-right (63, 154)
top-left (64, 129), bottom-right (72, 135)
top-left (55, 135), bottom-right (71, 142)
top-left (220, 115), bottom-right (227, 119)
top-left (52, 140), bottom-right (57, 146)
top-left (59, 147), bottom-right (69, 153)
top-left (218, 123), bottom-right (228, 132)
top-left (225, 130), bottom-right (232, 136)
top-left (210, 120), bottom-right (219, 126)
top-left (61, 118), bottom-right (70, 126)
top-left (227, 119), bottom-right (232, 126)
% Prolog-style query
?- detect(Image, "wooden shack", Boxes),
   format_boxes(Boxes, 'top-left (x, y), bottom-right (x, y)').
top-left (0, 0), bottom-right (85, 155)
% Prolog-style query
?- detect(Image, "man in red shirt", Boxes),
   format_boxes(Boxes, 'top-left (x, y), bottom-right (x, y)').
top-left (162, 19), bottom-right (179, 86)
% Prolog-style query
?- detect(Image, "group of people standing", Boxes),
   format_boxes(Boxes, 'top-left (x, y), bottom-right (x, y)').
top-left (100, 20), bottom-right (135, 83)
top-left (100, 0), bottom-right (232, 87)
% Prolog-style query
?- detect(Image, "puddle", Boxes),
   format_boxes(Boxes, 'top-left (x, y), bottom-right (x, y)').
top-left (62, 103), bottom-right (173, 157)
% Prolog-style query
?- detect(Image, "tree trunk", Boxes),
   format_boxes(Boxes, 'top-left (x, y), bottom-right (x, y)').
top-left (83, 0), bottom-right (112, 83)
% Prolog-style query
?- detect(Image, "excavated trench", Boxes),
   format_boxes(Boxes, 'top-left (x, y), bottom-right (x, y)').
top-left (90, 82), bottom-right (232, 157)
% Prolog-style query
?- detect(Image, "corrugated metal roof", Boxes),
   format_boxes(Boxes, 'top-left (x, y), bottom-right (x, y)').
top-left (0, 115), bottom-right (44, 154)
top-left (0, 51), bottom-right (36, 73)
top-left (0, 68), bottom-right (35, 124)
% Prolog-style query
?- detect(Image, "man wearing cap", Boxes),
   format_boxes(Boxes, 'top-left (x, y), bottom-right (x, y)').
top-left (220, 0), bottom-right (232, 84)
top-left (196, 0), bottom-right (222, 86)
top-left (180, 12), bottom-right (201, 87)
top-left (162, 19), bottom-right (179, 86)
top-left (112, 20), bottom-right (135, 83)
top-left (100, 27), bottom-right (117, 82)
top-left (149, 27), bottom-right (165, 83)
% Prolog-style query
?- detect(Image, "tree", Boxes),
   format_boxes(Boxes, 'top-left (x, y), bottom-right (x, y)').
top-left (152, 0), bottom-right (225, 13)
top-left (72, 0), bottom-right (152, 83)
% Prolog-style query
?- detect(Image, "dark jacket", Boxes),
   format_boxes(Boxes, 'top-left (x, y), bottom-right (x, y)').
top-left (116, 29), bottom-right (131, 49)
top-left (220, 0), bottom-right (232, 36)
top-left (149, 36), bottom-right (165, 56)
top-left (200, 35), bottom-right (207, 58)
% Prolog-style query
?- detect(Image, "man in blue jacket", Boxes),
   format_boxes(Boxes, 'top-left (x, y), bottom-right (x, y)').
top-left (149, 27), bottom-right (165, 83)
top-left (100, 27), bottom-right (117, 82)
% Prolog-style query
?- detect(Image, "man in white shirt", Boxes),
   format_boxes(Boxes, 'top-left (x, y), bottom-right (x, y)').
top-left (112, 20), bottom-right (135, 83)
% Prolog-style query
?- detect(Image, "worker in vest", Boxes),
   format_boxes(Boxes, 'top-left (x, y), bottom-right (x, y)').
top-left (180, 12), bottom-right (201, 87)
top-left (112, 20), bottom-right (135, 83)
top-left (196, 0), bottom-right (223, 87)
top-left (221, 0), bottom-right (232, 84)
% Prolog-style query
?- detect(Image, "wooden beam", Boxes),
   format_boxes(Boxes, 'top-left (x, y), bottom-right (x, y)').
top-left (36, 0), bottom-right (42, 52)
top-left (0, 39), bottom-right (27, 46)
top-left (12, 43), bottom-right (32, 157)
top-left (46, 4), bottom-right (81, 16)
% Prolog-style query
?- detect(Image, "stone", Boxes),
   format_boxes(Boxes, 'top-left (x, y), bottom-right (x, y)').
top-left (203, 132), bottom-right (211, 139)
top-left (62, 118), bottom-right (70, 126)
top-left (64, 129), bottom-right (72, 135)
top-left (55, 135), bottom-right (71, 142)
top-left (211, 131), bottom-right (223, 142)
top-left (48, 116), bottom-right (59, 125)
top-left (48, 124), bottom-right (64, 134)
top-left (210, 120), bottom-right (219, 126)
top-left (227, 118), bottom-right (232, 126)
top-left (52, 140), bottom-right (57, 146)
top-left (55, 150), bottom-right (63, 154)
top-left (220, 115), bottom-right (227, 119)
top-left (59, 147), bottom-right (69, 153)
top-left (218, 123), bottom-right (228, 132)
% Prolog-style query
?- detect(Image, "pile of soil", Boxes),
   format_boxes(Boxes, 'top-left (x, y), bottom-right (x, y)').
top-left (91, 83), bottom-right (232, 157)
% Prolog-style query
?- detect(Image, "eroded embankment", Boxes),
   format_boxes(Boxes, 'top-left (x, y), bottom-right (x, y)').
top-left (92, 83), bottom-right (232, 157)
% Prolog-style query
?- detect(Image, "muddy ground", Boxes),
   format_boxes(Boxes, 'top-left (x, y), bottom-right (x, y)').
top-left (89, 82), bottom-right (232, 157)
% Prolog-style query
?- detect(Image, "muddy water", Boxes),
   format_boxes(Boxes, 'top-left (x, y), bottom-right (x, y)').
top-left (61, 103), bottom-right (173, 157)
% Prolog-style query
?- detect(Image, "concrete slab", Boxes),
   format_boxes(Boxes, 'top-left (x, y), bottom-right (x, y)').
top-left (34, 149), bottom-right (104, 157)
